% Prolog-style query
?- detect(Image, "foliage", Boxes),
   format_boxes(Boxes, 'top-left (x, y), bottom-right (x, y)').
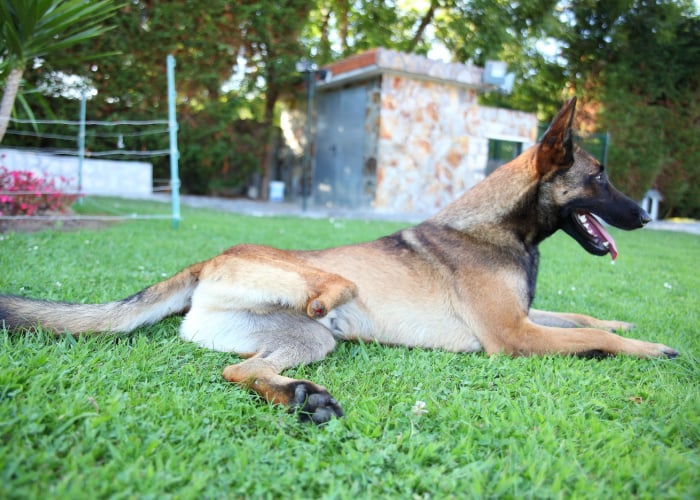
top-left (4, 1), bottom-right (312, 198)
top-left (305, 0), bottom-right (440, 63)
top-left (306, 0), bottom-right (567, 119)
top-left (597, 4), bottom-right (700, 217)
top-left (473, 0), bottom-right (700, 217)
top-left (0, 0), bottom-right (121, 142)
top-left (178, 100), bottom-right (271, 195)
top-left (0, 199), bottom-right (698, 497)
top-left (3, 1), bottom-right (699, 214)
top-left (24, 1), bottom-right (251, 188)
top-left (0, 0), bottom-right (117, 67)
top-left (0, 164), bottom-right (77, 216)
top-left (232, 1), bottom-right (311, 199)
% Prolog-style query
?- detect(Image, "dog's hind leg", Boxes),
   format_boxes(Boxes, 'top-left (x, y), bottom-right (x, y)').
top-left (220, 314), bottom-right (343, 424)
top-left (201, 247), bottom-right (358, 320)
top-left (529, 308), bottom-right (634, 332)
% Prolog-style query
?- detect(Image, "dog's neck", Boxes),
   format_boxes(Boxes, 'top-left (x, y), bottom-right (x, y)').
top-left (429, 147), bottom-right (556, 249)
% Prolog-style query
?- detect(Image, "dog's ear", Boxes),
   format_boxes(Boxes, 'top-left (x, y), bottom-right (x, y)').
top-left (536, 97), bottom-right (576, 175)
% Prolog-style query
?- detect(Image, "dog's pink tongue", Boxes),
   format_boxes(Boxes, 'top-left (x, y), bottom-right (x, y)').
top-left (588, 214), bottom-right (619, 260)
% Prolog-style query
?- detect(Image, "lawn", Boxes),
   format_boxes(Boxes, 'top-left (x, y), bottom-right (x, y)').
top-left (1, 197), bottom-right (698, 499)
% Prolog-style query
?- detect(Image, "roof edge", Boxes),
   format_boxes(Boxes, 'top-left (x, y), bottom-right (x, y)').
top-left (318, 48), bottom-right (494, 92)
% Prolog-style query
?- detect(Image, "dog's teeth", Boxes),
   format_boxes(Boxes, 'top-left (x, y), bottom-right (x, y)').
top-left (603, 241), bottom-right (610, 248)
top-left (578, 213), bottom-right (588, 223)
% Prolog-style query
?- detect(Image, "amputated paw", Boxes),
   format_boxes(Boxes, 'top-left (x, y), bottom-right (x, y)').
top-left (289, 381), bottom-right (344, 424)
top-left (306, 298), bottom-right (328, 319)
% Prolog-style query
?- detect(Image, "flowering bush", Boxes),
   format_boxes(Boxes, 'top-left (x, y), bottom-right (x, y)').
top-left (0, 164), bottom-right (79, 216)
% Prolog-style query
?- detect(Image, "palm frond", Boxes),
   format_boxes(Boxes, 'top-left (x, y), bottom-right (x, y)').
top-left (1, 0), bottom-right (122, 65)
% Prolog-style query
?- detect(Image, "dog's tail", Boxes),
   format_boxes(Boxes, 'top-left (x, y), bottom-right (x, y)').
top-left (0, 262), bottom-right (204, 334)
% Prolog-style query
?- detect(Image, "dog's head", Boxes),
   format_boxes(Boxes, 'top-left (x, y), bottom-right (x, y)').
top-left (536, 98), bottom-right (651, 260)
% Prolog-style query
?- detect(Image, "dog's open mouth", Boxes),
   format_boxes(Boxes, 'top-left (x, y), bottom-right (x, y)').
top-left (573, 211), bottom-right (618, 260)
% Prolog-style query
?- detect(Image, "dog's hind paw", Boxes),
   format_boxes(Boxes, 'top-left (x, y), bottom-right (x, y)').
top-left (290, 381), bottom-right (343, 424)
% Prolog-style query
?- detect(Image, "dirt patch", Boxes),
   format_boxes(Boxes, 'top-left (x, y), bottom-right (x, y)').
top-left (0, 212), bottom-right (118, 233)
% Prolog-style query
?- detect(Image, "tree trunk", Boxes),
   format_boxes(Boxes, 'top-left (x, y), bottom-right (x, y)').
top-left (0, 67), bottom-right (24, 144)
top-left (407, 0), bottom-right (437, 52)
top-left (338, 0), bottom-right (349, 54)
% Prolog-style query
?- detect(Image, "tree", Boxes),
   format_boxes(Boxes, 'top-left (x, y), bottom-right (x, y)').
top-left (558, 0), bottom-right (699, 217)
top-left (6, 0), bottom-right (697, 214)
top-left (6, 1), bottom-right (313, 198)
top-left (0, 0), bottom-right (121, 142)
top-left (235, 0), bottom-right (311, 199)
top-left (599, 4), bottom-right (699, 217)
top-left (433, 0), bottom-right (564, 117)
top-left (305, 0), bottom-right (565, 116)
top-left (472, 0), bottom-right (699, 216)
top-left (304, 0), bottom-right (442, 64)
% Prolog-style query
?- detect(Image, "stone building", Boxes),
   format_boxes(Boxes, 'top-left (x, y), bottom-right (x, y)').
top-left (291, 48), bottom-right (538, 215)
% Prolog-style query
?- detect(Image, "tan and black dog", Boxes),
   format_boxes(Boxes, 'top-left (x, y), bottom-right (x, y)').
top-left (0, 98), bottom-right (678, 423)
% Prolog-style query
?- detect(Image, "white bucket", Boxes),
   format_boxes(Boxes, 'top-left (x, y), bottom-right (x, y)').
top-left (269, 181), bottom-right (285, 202)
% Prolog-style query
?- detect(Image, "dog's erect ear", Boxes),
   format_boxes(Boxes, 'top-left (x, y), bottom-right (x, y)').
top-left (536, 97), bottom-right (576, 175)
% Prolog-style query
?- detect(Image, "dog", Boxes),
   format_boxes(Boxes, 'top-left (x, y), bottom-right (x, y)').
top-left (0, 98), bottom-right (678, 423)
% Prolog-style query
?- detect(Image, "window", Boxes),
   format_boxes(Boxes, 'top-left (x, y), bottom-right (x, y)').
top-left (485, 139), bottom-right (523, 175)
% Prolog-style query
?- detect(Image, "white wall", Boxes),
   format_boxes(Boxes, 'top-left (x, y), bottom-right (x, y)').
top-left (0, 148), bottom-right (152, 197)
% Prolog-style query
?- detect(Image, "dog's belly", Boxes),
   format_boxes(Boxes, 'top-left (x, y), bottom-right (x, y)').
top-left (179, 308), bottom-right (266, 352)
top-left (317, 300), bottom-right (484, 353)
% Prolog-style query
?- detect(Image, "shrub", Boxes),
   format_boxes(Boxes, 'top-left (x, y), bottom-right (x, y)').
top-left (0, 164), bottom-right (79, 216)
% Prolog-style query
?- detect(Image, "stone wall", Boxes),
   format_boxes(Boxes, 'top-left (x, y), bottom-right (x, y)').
top-left (373, 75), bottom-right (537, 214)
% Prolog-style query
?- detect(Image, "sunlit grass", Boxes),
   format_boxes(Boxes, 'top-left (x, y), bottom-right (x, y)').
top-left (1, 197), bottom-right (698, 498)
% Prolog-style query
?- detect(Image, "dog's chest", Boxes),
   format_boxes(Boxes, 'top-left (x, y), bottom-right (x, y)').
top-left (524, 246), bottom-right (540, 307)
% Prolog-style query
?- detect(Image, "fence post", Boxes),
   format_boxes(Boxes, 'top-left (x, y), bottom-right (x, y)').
top-left (77, 89), bottom-right (86, 205)
top-left (167, 54), bottom-right (181, 229)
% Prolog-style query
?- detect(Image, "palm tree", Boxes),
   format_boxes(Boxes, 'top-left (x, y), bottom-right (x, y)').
top-left (0, 0), bottom-right (121, 142)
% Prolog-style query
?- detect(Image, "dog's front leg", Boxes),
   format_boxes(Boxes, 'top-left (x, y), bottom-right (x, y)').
top-left (529, 309), bottom-right (635, 332)
top-left (486, 317), bottom-right (678, 358)
top-left (470, 289), bottom-right (677, 358)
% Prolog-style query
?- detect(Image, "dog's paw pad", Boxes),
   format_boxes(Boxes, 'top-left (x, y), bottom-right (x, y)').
top-left (290, 381), bottom-right (343, 424)
top-left (306, 299), bottom-right (327, 318)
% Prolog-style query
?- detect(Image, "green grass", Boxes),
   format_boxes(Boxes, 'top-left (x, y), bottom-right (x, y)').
top-left (1, 197), bottom-right (698, 499)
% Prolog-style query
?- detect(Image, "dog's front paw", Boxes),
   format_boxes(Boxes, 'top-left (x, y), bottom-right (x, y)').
top-left (633, 341), bottom-right (680, 359)
top-left (655, 344), bottom-right (679, 359)
top-left (289, 381), bottom-right (343, 424)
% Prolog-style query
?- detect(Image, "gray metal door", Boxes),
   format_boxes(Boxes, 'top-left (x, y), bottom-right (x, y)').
top-left (314, 86), bottom-right (366, 208)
